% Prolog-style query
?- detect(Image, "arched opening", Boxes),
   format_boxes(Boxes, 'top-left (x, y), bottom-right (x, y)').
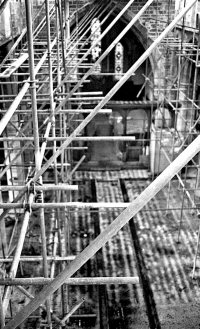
top-left (73, 6), bottom-right (154, 168)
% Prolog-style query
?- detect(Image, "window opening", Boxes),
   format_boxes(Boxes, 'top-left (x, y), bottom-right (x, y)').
top-left (115, 42), bottom-right (124, 80)
top-left (90, 18), bottom-right (101, 74)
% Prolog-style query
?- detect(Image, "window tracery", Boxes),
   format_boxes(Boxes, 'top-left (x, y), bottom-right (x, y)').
top-left (90, 18), bottom-right (101, 73)
top-left (115, 42), bottom-right (124, 80)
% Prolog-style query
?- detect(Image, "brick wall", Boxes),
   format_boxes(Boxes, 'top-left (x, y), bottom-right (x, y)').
top-left (120, 0), bottom-right (175, 40)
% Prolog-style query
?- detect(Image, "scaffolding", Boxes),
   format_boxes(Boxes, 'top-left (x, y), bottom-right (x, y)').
top-left (0, 0), bottom-right (200, 328)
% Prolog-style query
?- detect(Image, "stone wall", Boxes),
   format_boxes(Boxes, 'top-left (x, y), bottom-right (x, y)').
top-left (118, 0), bottom-right (175, 39)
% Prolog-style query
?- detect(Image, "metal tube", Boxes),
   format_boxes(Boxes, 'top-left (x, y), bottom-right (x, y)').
top-left (5, 91), bottom-right (102, 97)
top-left (38, 202), bottom-right (52, 326)
top-left (0, 109), bottom-right (112, 113)
top-left (56, 0), bottom-right (66, 74)
top-left (50, 211), bottom-right (59, 280)
top-left (67, 155), bottom-right (86, 179)
top-left (0, 291), bottom-right (5, 329)
top-left (26, 0), bottom-right (40, 170)
top-left (46, 0), bottom-right (55, 118)
top-left (0, 96), bottom-right (104, 101)
top-left (27, 0), bottom-right (52, 325)
top-left (64, 0), bottom-right (70, 42)
top-left (0, 202), bottom-right (130, 209)
top-left (59, 299), bottom-right (85, 326)
top-left (0, 185), bottom-right (78, 192)
top-left (40, 122), bottom-right (52, 168)
top-left (55, 0), bottom-right (61, 87)
top-left (0, 136), bottom-right (138, 141)
top-left (50, 2), bottom-right (66, 318)
top-left (0, 277), bottom-right (140, 286)
top-left (0, 256), bottom-right (75, 262)
top-left (2, 193), bottom-right (34, 314)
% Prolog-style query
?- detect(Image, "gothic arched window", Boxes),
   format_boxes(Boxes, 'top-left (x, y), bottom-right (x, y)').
top-left (115, 42), bottom-right (124, 80)
top-left (90, 18), bottom-right (101, 73)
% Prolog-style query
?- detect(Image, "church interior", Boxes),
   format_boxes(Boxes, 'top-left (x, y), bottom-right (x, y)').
top-left (1, 0), bottom-right (200, 328)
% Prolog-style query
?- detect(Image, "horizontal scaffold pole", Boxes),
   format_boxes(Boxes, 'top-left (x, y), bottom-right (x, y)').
top-left (0, 277), bottom-right (139, 286)
top-left (0, 256), bottom-right (75, 262)
top-left (0, 184), bottom-right (78, 192)
top-left (0, 136), bottom-right (137, 142)
top-left (0, 202), bottom-right (130, 209)
top-left (0, 109), bottom-right (112, 114)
